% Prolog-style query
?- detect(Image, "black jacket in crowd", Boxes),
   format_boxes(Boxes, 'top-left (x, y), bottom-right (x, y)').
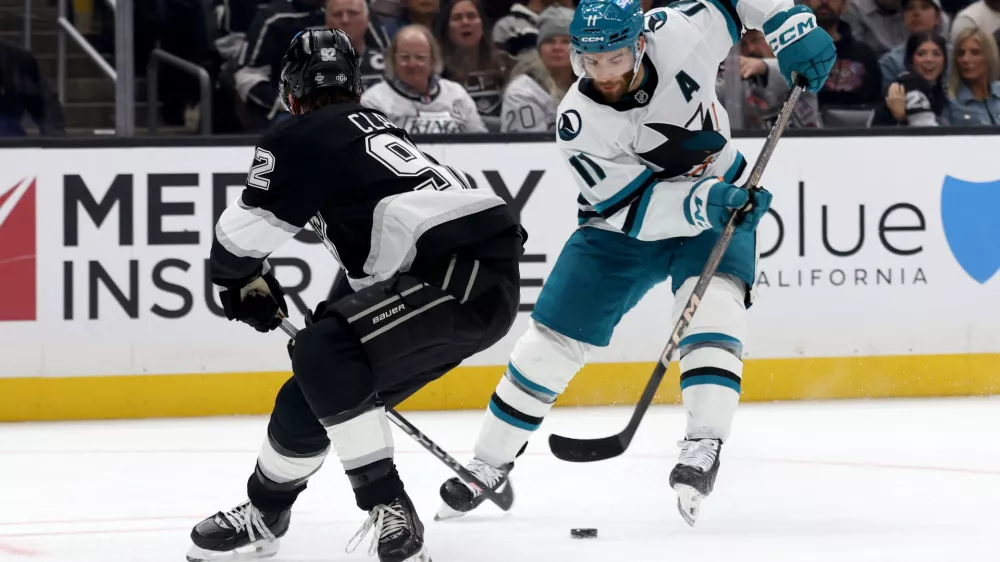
top-left (0, 40), bottom-right (66, 137)
top-left (818, 20), bottom-right (883, 108)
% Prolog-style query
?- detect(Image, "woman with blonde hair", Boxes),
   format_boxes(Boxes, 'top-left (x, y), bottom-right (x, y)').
top-left (943, 26), bottom-right (1000, 125)
top-left (499, 6), bottom-right (575, 132)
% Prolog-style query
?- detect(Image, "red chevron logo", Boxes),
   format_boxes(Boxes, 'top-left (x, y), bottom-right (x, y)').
top-left (0, 178), bottom-right (37, 321)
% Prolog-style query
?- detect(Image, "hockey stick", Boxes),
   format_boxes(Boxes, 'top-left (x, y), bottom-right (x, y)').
top-left (277, 318), bottom-right (514, 511)
top-left (548, 80), bottom-right (808, 463)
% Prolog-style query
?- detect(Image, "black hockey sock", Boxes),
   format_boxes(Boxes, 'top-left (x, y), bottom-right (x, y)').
top-left (346, 458), bottom-right (405, 511)
top-left (247, 466), bottom-right (308, 513)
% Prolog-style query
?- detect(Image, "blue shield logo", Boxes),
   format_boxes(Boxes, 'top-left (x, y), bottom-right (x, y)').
top-left (941, 175), bottom-right (1000, 283)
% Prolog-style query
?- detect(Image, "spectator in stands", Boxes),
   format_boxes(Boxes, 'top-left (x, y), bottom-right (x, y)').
top-left (874, 32), bottom-right (949, 124)
top-left (717, 30), bottom-right (823, 128)
top-left (214, 0), bottom-right (271, 65)
top-left (807, 0), bottom-right (884, 107)
top-left (362, 24), bottom-right (487, 133)
top-left (328, 0), bottom-right (388, 90)
top-left (0, 39), bottom-right (66, 137)
top-left (493, 0), bottom-right (560, 60)
top-left (439, 0), bottom-right (509, 126)
top-left (233, 0), bottom-right (325, 130)
top-left (843, 0), bottom-right (906, 57)
top-left (943, 26), bottom-right (1000, 123)
top-left (395, 0), bottom-right (442, 32)
top-left (880, 0), bottom-right (951, 90)
top-left (500, 5), bottom-right (574, 132)
top-left (951, 0), bottom-right (1000, 41)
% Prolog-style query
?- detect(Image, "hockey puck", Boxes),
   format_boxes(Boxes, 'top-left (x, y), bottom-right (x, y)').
top-left (570, 528), bottom-right (598, 539)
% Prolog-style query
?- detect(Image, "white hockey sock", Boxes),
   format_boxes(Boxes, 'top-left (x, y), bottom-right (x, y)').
top-left (678, 337), bottom-right (743, 442)
top-left (325, 406), bottom-right (395, 471)
top-left (474, 361), bottom-right (559, 467)
top-left (256, 433), bottom-right (330, 487)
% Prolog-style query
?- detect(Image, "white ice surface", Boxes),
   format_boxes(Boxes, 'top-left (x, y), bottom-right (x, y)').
top-left (2, 398), bottom-right (1000, 561)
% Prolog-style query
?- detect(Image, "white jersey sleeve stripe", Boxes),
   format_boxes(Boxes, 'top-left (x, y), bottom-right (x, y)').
top-left (214, 197), bottom-right (301, 259)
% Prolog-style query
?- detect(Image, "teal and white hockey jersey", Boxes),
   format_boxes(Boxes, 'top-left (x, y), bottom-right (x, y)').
top-left (558, 0), bottom-right (792, 241)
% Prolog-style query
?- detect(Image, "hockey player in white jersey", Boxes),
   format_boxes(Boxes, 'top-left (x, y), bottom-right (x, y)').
top-left (437, 0), bottom-right (835, 525)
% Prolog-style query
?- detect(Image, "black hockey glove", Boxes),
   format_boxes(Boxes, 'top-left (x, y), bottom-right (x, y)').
top-left (219, 268), bottom-right (288, 333)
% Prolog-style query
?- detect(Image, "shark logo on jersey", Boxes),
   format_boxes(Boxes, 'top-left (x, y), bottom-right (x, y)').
top-left (558, 110), bottom-right (583, 141)
top-left (637, 121), bottom-right (727, 178)
top-left (634, 90), bottom-right (649, 104)
top-left (646, 11), bottom-right (668, 32)
top-left (941, 175), bottom-right (1000, 283)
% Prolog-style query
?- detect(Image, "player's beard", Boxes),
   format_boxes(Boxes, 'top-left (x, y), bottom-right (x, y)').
top-left (593, 69), bottom-right (637, 103)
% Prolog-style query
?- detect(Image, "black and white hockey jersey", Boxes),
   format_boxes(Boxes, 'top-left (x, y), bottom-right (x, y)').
top-left (210, 101), bottom-right (519, 291)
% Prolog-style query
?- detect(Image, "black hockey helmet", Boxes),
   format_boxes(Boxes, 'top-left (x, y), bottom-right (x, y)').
top-left (279, 29), bottom-right (362, 113)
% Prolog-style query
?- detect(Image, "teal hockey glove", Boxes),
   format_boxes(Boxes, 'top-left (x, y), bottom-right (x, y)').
top-left (763, 5), bottom-right (837, 94)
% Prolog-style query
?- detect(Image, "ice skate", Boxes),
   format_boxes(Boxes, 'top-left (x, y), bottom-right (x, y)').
top-left (346, 490), bottom-right (430, 562)
top-left (186, 500), bottom-right (290, 561)
top-left (669, 438), bottom-right (722, 527)
top-left (435, 457), bottom-right (513, 521)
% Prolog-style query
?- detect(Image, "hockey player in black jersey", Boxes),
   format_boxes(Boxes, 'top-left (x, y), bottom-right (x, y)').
top-left (188, 29), bottom-right (524, 562)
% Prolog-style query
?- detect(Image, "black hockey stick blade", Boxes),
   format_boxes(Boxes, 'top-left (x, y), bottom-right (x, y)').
top-left (548, 433), bottom-right (626, 463)
top-left (546, 83), bottom-right (807, 463)
top-left (548, 360), bottom-right (668, 462)
top-left (278, 318), bottom-right (512, 511)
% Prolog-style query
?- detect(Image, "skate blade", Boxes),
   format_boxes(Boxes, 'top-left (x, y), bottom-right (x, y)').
top-left (673, 484), bottom-right (703, 527)
top-left (186, 539), bottom-right (280, 562)
top-left (434, 502), bottom-right (467, 522)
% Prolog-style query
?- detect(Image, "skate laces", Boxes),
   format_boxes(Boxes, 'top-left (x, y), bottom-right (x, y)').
top-left (217, 501), bottom-right (276, 543)
top-left (677, 439), bottom-right (720, 472)
top-left (345, 500), bottom-right (409, 556)
top-left (466, 458), bottom-right (504, 492)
